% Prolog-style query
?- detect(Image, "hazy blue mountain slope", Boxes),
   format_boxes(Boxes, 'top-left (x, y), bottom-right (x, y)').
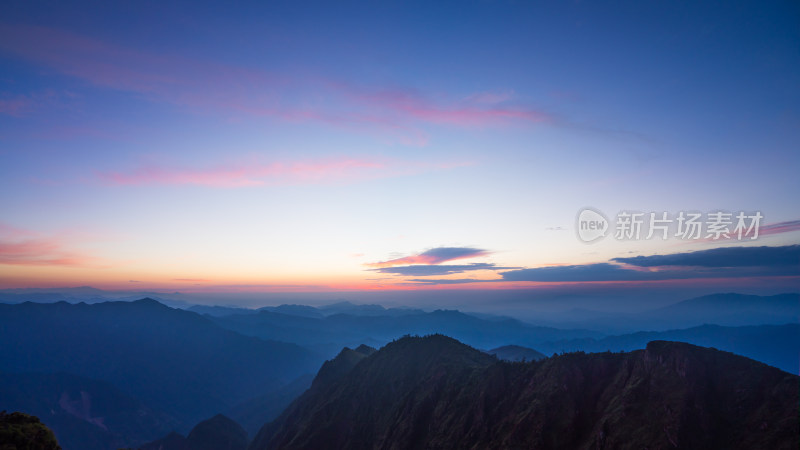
top-left (226, 374), bottom-right (314, 439)
top-left (538, 323), bottom-right (800, 374)
top-left (212, 309), bottom-right (600, 357)
top-left (0, 299), bottom-right (322, 428)
top-left (0, 372), bottom-right (176, 450)
top-left (525, 293), bottom-right (800, 333)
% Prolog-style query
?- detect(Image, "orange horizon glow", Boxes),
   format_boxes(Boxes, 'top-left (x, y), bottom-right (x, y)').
top-left (2, 272), bottom-right (797, 294)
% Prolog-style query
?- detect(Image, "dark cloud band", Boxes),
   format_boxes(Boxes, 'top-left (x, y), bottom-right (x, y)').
top-left (501, 245), bottom-right (800, 283)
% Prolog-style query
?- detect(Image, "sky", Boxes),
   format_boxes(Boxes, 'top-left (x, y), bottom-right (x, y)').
top-left (1, 0), bottom-right (798, 304)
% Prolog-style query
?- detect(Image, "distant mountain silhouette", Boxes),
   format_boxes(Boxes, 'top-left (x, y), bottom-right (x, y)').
top-left (211, 308), bottom-right (600, 357)
top-left (316, 301), bottom-right (424, 317)
top-left (191, 301), bottom-right (425, 320)
top-left (187, 305), bottom-right (257, 317)
top-left (258, 304), bottom-right (324, 318)
top-left (0, 410), bottom-right (61, 449)
top-left (208, 301), bottom-right (798, 372)
top-left (141, 414), bottom-right (247, 450)
top-left (0, 299), bottom-right (322, 430)
top-left (487, 344), bottom-right (545, 361)
top-left (647, 293), bottom-right (799, 326)
top-left (526, 293), bottom-right (800, 333)
top-left (539, 323), bottom-right (800, 374)
top-left (0, 287), bottom-right (190, 309)
top-left (0, 372), bottom-right (176, 450)
top-left (252, 335), bottom-right (799, 450)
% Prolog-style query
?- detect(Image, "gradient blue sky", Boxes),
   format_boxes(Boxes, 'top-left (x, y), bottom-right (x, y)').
top-left (1, 1), bottom-right (798, 297)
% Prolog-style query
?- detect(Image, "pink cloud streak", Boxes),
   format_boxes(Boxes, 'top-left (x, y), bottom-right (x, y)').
top-left (0, 96), bottom-right (32, 116)
top-left (367, 247), bottom-right (491, 268)
top-left (98, 158), bottom-right (461, 188)
top-left (760, 219), bottom-right (800, 236)
top-left (0, 230), bottom-right (105, 268)
top-left (0, 25), bottom-right (552, 142)
top-left (355, 89), bottom-right (550, 126)
top-left (0, 239), bottom-right (88, 266)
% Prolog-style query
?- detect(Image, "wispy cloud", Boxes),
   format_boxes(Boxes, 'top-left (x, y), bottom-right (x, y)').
top-left (463, 90), bottom-right (516, 105)
top-left (0, 95), bottom-right (32, 116)
top-left (0, 25), bottom-right (207, 95)
top-left (97, 157), bottom-right (461, 188)
top-left (349, 88), bottom-right (550, 127)
top-left (689, 219), bottom-right (800, 244)
top-left (370, 262), bottom-right (516, 276)
top-left (0, 223), bottom-right (38, 239)
top-left (0, 25), bottom-right (551, 143)
top-left (0, 90), bottom-right (65, 117)
top-left (367, 247), bottom-right (490, 268)
top-left (760, 219), bottom-right (800, 236)
top-left (0, 224), bottom-right (106, 268)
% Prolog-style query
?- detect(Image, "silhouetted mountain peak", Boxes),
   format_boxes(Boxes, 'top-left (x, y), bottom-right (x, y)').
top-left (254, 336), bottom-right (799, 450)
top-left (353, 344), bottom-right (376, 356)
top-left (377, 334), bottom-right (495, 368)
top-left (311, 345), bottom-right (375, 389)
top-left (186, 414), bottom-right (247, 450)
top-left (142, 414), bottom-right (247, 450)
top-left (130, 297), bottom-right (169, 308)
top-left (140, 431), bottom-right (187, 450)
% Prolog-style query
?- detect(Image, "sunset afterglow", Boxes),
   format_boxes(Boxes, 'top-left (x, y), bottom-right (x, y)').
top-left (1, 2), bottom-right (798, 299)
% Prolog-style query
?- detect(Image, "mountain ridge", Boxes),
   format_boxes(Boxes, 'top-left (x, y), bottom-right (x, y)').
top-left (539, 322), bottom-right (800, 374)
top-left (0, 299), bottom-right (322, 430)
top-left (252, 335), bottom-right (799, 449)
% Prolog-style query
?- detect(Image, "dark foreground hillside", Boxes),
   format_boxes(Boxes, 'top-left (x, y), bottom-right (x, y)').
top-left (0, 411), bottom-right (61, 449)
top-left (252, 335), bottom-right (799, 450)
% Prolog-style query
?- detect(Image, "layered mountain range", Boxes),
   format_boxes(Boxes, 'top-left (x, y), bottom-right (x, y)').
top-left (0, 293), bottom-right (797, 449)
